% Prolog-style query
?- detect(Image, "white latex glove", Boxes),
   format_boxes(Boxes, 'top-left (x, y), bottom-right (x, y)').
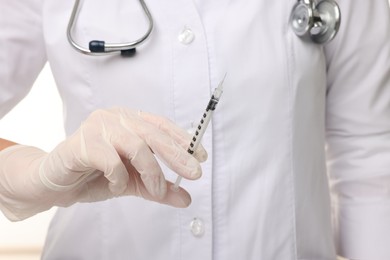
top-left (0, 108), bottom-right (207, 221)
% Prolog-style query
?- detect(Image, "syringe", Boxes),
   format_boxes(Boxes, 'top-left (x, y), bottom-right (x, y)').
top-left (172, 74), bottom-right (226, 191)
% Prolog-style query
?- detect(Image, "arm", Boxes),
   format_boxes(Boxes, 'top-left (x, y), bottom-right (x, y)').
top-left (325, 1), bottom-right (390, 259)
top-left (0, 139), bottom-right (17, 151)
top-left (0, 108), bottom-right (207, 221)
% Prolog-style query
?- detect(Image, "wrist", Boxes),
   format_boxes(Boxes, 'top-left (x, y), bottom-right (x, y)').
top-left (0, 144), bottom-right (51, 221)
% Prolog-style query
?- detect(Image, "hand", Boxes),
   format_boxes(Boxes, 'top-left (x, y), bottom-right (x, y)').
top-left (0, 108), bottom-right (207, 221)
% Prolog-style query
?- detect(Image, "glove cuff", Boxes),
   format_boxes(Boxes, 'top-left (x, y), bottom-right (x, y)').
top-left (0, 144), bottom-right (50, 221)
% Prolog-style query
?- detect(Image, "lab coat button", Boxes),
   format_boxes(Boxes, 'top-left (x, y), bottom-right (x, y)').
top-left (190, 218), bottom-right (205, 237)
top-left (178, 28), bottom-right (195, 44)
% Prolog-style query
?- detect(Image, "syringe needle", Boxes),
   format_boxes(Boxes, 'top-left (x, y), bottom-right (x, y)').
top-left (172, 74), bottom-right (226, 191)
top-left (214, 72), bottom-right (227, 99)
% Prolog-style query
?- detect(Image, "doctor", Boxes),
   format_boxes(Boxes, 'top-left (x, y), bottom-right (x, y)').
top-left (1, 0), bottom-right (390, 259)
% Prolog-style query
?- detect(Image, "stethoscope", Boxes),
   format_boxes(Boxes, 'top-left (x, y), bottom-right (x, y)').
top-left (67, 0), bottom-right (341, 57)
top-left (67, 0), bottom-right (153, 57)
top-left (290, 0), bottom-right (341, 44)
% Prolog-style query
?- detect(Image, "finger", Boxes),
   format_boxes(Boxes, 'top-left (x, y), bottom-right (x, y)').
top-left (74, 176), bottom-right (191, 208)
top-left (70, 174), bottom-right (115, 203)
top-left (80, 134), bottom-right (129, 196)
top-left (141, 128), bottom-right (203, 180)
top-left (131, 113), bottom-right (204, 180)
top-left (120, 176), bottom-right (192, 208)
top-left (160, 182), bottom-right (191, 208)
top-left (108, 125), bottom-right (167, 199)
top-left (139, 111), bottom-right (208, 162)
top-left (116, 109), bottom-right (201, 181)
top-left (130, 139), bottom-right (168, 199)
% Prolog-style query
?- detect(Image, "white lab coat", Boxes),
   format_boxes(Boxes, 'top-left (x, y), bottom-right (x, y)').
top-left (1, 0), bottom-right (390, 259)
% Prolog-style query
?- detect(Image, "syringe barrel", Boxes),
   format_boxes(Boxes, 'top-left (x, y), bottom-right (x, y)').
top-left (187, 110), bottom-right (213, 154)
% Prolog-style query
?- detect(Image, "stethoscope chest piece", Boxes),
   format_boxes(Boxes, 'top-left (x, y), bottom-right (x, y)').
top-left (290, 0), bottom-right (341, 44)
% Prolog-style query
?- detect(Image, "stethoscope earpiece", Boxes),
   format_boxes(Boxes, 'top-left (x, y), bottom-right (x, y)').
top-left (67, 0), bottom-right (152, 57)
top-left (290, 0), bottom-right (341, 44)
top-left (89, 40), bottom-right (136, 57)
top-left (120, 48), bottom-right (137, 57)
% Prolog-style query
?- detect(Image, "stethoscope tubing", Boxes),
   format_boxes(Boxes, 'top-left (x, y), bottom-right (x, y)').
top-left (66, 0), bottom-right (340, 57)
top-left (67, 0), bottom-right (153, 55)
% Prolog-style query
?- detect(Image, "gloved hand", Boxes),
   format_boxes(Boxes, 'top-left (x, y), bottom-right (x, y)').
top-left (0, 108), bottom-right (207, 221)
